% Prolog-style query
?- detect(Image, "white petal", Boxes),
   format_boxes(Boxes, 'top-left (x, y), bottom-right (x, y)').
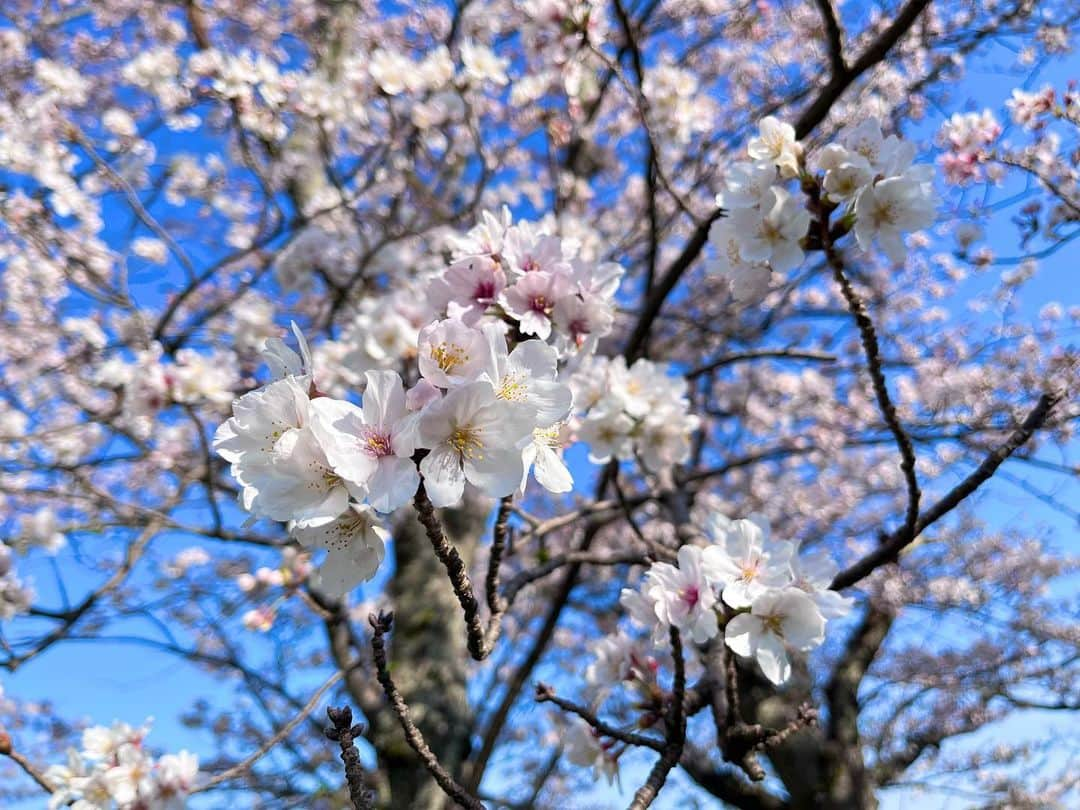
top-left (368, 456), bottom-right (420, 513)
top-left (724, 613), bottom-right (759, 658)
top-left (754, 631), bottom-right (791, 685)
top-left (363, 370), bottom-right (406, 428)
top-left (419, 446), bottom-right (466, 507)
top-left (465, 446), bottom-right (525, 498)
top-left (531, 444), bottom-right (572, 493)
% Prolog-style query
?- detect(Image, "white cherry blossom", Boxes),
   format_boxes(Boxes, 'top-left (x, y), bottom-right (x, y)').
top-left (310, 371), bottom-right (419, 513)
top-left (417, 380), bottom-right (535, 507)
top-left (293, 504), bottom-right (388, 597)
top-left (702, 515), bottom-right (794, 608)
top-left (724, 589), bottom-right (826, 685)
top-left (416, 318), bottom-right (488, 388)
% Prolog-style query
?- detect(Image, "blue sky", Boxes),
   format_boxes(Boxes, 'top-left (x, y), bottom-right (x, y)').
top-left (3, 7), bottom-right (1078, 810)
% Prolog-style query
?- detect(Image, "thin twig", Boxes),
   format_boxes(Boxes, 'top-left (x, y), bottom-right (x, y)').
top-left (368, 612), bottom-right (485, 810)
top-left (831, 391), bottom-right (1062, 590)
top-left (325, 705), bottom-right (375, 810)
top-left (194, 671), bottom-right (344, 792)
top-left (534, 684), bottom-right (665, 752)
top-left (0, 733), bottom-right (54, 795)
top-left (627, 626), bottom-right (686, 809)
top-left (823, 225), bottom-right (920, 542)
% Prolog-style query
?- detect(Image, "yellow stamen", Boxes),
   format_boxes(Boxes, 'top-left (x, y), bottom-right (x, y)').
top-left (449, 424), bottom-right (484, 459)
top-left (431, 341), bottom-right (469, 374)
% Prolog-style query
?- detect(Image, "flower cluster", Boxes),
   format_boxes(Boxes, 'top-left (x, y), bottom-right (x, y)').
top-left (0, 543), bottom-right (34, 621)
top-left (215, 222), bottom-right (582, 594)
top-left (938, 110), bottom-right (1003, 185)
top-left (45, 720), bottom-right (198, 809)
top-left (709, 117), bottom-right (935, 302)
top-left (570, 356), bottom-right (699, 473)
top-left (429, 208), bottom-right (623, 356)
top-left (619, 514), bottom-right (851, 685)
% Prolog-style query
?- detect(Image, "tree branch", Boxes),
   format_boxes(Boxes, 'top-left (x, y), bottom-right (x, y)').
top-left (368, 612), bottom-right (484, 810)
top-left (831, 391), bottom-right (1061, 590)
top-left (627, 626), bottom-right (687, 809)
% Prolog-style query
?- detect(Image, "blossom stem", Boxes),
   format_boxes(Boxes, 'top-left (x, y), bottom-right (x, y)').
top-left (533, 683), bottom-right (665, 752)
top-left (627, 626), bottom-right (687, 809)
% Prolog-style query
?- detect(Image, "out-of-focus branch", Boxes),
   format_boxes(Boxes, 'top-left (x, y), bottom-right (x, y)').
top-left (0, 731), bottom-right (53, 796)
top-left (533, 683), bottom-right (665, 752)
top-left (368, 612), bottom-right (484, 810)
top-left (627, 626), bottom-right (686, 810)
top-left (795, 0), bottom-right (934, 139)
top-left (812, 0), bottom-right (847, 77)
top-left (822, 603), bottom-right (895, 805)
top-left (194, 671), bottom-right (344, 793)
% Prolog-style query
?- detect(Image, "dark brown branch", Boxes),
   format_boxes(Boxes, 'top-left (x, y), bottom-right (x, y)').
top-left (831, 391), bottom-right (1061, 590)
top-left (478, 496), bottom-right (513, 653)
top-left (825, 239), bottom-right (920, 542)
top-left (812, 0), bottom-right (847, 76)
top-left (627, 626), bottom-right (687, 809)
top-left (413, 482), bottom-right (490, 660)
top-left (368, 612), bottom-right (484, 810)
top-left (794, 0), bottom-right (934, 139)
top-left (325, 706), bottom-right (375, 810)
top-left (534, 683), bottom-right (665, 752)
top-left (680, 752), bottom-right (787, 810)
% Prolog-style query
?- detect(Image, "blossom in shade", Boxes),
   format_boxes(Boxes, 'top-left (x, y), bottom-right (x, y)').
top-left (724, 589), bottom-right (826, 685)
top-left (292, 504), bottom-right (388, 597)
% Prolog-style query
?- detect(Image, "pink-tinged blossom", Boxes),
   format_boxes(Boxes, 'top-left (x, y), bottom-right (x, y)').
top-left (552, 292), bottom-right (614, 355)
top-left (502, 226), bottom-right (571, 277)
top-left (643, 545), bottom-right (720, 645)
top-left (310, 370), bottom-right (420, 513)
top-left (938, 110), bottom-right (1002, 185)
top-left (501, 271), bottom-right (572, 340)
top-left (428, 255), bottom-right (507, 325)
